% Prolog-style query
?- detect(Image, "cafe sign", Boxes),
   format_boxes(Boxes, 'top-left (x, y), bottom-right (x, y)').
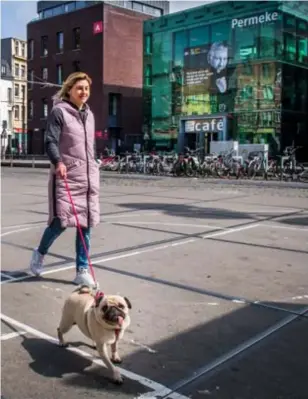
top-left (184, 118), bottom-right (224, 133)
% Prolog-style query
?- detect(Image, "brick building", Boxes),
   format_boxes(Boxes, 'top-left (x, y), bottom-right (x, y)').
top-left (27, 1), bottom-right (161, 155)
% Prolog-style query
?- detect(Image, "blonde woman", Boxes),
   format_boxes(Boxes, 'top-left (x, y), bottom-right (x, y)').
top-left (30, 72), bottom-right (100, 287)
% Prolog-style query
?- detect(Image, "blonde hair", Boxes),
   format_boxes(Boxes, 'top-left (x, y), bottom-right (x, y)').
top-left (53, 72), bottom-right (92, 101)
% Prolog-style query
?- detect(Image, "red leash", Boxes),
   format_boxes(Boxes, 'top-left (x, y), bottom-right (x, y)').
top-left (63, 176), bottom-right (98, 289)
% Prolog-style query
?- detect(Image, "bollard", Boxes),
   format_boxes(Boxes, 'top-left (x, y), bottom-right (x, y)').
top-left (32, 156), bottom-right (35, 168)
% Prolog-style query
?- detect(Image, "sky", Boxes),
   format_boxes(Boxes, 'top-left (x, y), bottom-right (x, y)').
top-left (0, 0), bottom-right (210, 40)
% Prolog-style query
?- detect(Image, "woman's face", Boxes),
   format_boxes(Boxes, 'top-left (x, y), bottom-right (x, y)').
top-left (68, 79), bottom-right (90, 108)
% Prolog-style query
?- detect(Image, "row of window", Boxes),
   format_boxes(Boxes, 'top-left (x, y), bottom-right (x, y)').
top-left (28, 28), bottom-right (81, 59)
top-left (37, 1), bottom-right (163, 21)
top-left (144, 13), bottom-right (308, 76)
top-left (28, 60), bottom-right (81, 89)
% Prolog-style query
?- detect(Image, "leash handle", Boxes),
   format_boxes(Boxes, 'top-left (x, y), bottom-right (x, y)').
top-left (63, 176), bottom-right (97, 286)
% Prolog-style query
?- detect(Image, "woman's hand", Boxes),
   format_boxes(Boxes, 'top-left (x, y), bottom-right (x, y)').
top-left (56, 162), bottom-right (67, 179)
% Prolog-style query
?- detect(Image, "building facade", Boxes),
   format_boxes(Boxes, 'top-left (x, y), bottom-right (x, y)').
top-left (0, 61), bottom-right (13, 157)
top-left (143, 0), bottom-right (308, 161)
top-left (27, 1), bottom-right (153, 154)
top-left (1, 38), bottom-right (28, 154)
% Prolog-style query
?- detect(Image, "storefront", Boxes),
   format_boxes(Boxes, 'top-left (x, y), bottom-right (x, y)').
top-left (143, 0), bottom-right (308, 160)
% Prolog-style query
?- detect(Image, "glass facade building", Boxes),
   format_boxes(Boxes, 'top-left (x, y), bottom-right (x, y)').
top-left (143, 1), bottom-right (308, 161)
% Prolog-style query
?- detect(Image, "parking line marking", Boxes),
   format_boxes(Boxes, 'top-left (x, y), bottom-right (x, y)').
top-left (1, 272), bottom-right (14, 280)
top-left (0, 331), bottom-right (26, 341)
top-left (148, 305), bottom-right (308, 399)
top-left (0, 223), bottom-right (259, 285)
top-left (261, 224), bottom-right (308, 232)
top-left (0, 313), bottom-right (189, 399)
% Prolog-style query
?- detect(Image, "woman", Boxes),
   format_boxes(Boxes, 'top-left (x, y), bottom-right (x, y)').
top-left (29, 72), bottom-right (100, 287)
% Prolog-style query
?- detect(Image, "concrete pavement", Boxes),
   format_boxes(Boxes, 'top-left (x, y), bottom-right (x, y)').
top-left (1, 168), bottom-right (308, 399)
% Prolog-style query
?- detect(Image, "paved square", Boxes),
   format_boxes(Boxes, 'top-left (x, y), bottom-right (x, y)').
top-left (1, 168), bottom-right (308, 399)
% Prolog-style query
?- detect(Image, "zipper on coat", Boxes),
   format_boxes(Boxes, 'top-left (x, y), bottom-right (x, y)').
top-left (81, 112), bottom-right (90, 227)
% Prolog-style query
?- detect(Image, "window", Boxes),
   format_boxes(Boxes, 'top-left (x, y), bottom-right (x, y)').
top-left (189, 25), bottom-right (209, 48)
top-left (65, 2), bottom-right (75, 13)
top-left (14, 40), bottom-right (19, 56)
top-left (15, 63), bottom-right (19, 77)
top-left (56, 64), bottom-right (63, 84)
top-left (42, 67), bottom-right (48, 81)
top-left (211, 22), bottom-right (230, 44)
top-left (28, 100), bottom-right (33, 119)
top-left (15, 84), bottom-right (20, 97)
top-left (173, 30), bottom-right (188, 68)
top-left (57, 32), bottom-right (64, 52)
top-left (21, 65), bottom-right (26, 78)
top-left (41, 36), bottom-right (48, 56)
top-left (28, 39), bottom-right (34, 59)
top-left (73, 60), bottom-right (81, 72)
top-left (152, 32), bottom-right (172, 74)
top-left (108, 93), bottom-right (121, 116)
top-left (144, 64), bottom-right (152, 86)
top-left (42, 98), bottom-right (48, 118)
top-left (14, 105), bottom-right (20, 120)
top-left (73, 28), bottom-right (81, 49)
top-left (284, 32), bottom-right (296, 62)
top-left (297, 20), bottom-right (308, 64)
top-left (260, 20), bottom-right (276, 58)
top-left (132, 2), bottom-right (143, 12)
top-left (144, 34), bottom-right (152, 55)
top-left (8, 88), bottom-right (12, 103)
top-left (1, 64), bottom-right (6, 75)
top-left (234, 22), bottom-right (258, 61)
top-left (21, 43), bottom-right (26, 57)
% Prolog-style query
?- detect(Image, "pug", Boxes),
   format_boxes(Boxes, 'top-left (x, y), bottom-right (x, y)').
top-left (57, 285), bottom-right (132, 384)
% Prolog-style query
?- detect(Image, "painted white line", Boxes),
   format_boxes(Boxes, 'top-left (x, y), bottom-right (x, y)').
top-left (261, 224), bottom-right (308, 232)
top-left (1, 272), bottom-right (15, 280)
top-left (145, 305), bottom-right (308, 399)
top-left (0, 313), bottom-right (189, 399)
top-left (1, 222), bottom-right (45, 230)
top-left (1, 223), bottom-right (260, 285)
top-left (104, 212), bottom-right (159, 219)
top-left (0, 331), bottom-right (26, 341)
top-left (113, 221), bottom-right (226, 230)
top-left (0, 225), bottom-right (42, 238)
top-left (202, 223), bottom-right (259, 239)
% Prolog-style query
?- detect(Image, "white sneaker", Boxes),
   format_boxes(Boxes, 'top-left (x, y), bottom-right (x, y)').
top-left (30, 248), bottom-right (44, 276)
top-left (73, 268), bottom-right (95, 287)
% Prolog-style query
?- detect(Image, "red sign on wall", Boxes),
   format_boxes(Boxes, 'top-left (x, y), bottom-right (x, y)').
top-left (93, 21), bottom-right (103, 35)
top-left (95, 130), bottom-right (102, 138)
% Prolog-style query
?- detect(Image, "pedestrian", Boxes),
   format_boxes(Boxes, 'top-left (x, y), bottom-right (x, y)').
top-left (29, 72), bottom-right (100, 287)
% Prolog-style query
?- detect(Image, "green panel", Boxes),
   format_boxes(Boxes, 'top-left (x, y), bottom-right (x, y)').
top-left (152, 32), bottom-right (172, 75)
top-left (152, 75), bottom-right (172, 118)
top-left (189, 25), bottom-right (209, 48)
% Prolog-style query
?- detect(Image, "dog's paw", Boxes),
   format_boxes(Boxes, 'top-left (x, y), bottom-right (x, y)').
top-left (111, 354), bottom-right (122, 364)
top-left (112, 370), bottom-right (123, 385)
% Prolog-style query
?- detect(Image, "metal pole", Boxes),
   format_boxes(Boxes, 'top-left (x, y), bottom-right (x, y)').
top-left (22, 86), bottom-right (26, 154)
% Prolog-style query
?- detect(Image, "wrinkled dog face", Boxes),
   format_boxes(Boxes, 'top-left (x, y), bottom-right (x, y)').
top-left (95, 294), bottom-right (131, 328)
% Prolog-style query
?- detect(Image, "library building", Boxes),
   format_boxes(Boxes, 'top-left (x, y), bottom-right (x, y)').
top-left (143, 1), bottom-right (308, 161)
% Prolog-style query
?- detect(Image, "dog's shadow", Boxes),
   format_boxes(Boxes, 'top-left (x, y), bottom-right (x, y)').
top-left (19, 336), bottom-right (142, 393)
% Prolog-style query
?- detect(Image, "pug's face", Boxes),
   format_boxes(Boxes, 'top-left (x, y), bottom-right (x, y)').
top-left (94, 294), bottom-right (131, 328)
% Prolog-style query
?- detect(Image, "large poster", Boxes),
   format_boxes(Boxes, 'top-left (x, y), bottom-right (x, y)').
top-left (182, 42), bottom-right (229, 115)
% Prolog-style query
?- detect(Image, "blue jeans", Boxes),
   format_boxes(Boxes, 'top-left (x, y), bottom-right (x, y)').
top-left (38, 218), bottom-right (91, 271)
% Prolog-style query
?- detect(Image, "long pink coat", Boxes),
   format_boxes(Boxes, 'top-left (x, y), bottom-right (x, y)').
top-left (47, 101), bottom-right (100, 228)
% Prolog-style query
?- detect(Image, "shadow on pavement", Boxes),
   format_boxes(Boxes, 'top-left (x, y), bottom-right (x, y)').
top-left (2, 300), bottom-right (307, 398)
